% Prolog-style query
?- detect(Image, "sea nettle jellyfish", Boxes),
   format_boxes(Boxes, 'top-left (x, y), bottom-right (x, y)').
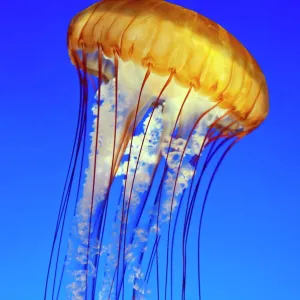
top-left (45, 0), bottom-right (269, 299)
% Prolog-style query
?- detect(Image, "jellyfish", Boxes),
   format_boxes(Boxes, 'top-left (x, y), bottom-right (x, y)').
top-left (44, 0), bottom-right (269, 299)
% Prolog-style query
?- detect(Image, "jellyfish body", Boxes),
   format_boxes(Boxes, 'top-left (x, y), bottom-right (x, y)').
top-left (45, 1), bottom-right (268, 299)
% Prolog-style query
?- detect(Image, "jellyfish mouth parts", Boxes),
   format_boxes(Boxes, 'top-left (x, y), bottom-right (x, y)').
top-left (47, 48), bottom-right (244, 300)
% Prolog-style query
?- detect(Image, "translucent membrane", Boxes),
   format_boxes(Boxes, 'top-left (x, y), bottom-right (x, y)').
top-left (45, 51), bottom-right (240, 300)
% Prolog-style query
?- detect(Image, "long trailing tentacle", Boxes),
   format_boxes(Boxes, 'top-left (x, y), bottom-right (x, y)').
top-left (44, 49), bottom-right (89, 300)
top-left (84, 44), bottom-right (103, 298)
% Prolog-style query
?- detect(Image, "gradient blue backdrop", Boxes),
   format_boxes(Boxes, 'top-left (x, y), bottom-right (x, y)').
top-left (0, 0), bottom-right (299, 299)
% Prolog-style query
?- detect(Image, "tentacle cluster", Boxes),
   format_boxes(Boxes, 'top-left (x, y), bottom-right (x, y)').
top-left (44, 50), bottom-right (247, 300)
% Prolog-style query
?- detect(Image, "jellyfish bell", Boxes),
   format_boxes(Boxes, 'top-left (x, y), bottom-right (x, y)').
top-left (45, 0), bottom-right (269, 299)
top-left (68, 0), bottom-right (268, 130)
